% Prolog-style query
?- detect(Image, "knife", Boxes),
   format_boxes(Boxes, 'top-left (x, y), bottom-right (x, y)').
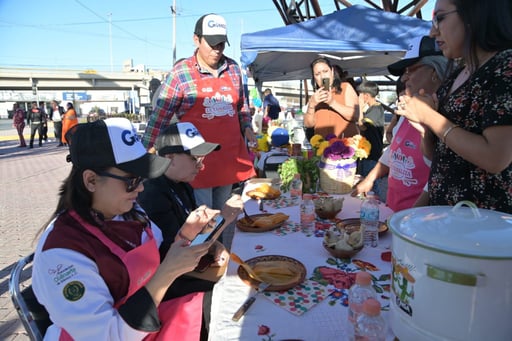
top-left (232, 282), bottom-right (271, 321)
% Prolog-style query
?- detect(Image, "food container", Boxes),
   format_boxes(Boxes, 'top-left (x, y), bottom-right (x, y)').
top-left (388, 201), bottom-right (512, 341)
top-left (313, 196), bottom-right (344, 219)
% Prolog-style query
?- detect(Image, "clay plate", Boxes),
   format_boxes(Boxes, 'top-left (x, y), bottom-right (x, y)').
top-left (236, 213), bottom-right (286, 233)
top-left (336, 218), bottom-right (388, 235)
top-left (237, 255), bottom-right (306, 291)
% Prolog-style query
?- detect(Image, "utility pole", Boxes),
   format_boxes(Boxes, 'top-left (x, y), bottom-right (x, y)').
top-left (171, 1), bottom-right (177, 65)
top-left (108, 13), bottom-right (113, 72)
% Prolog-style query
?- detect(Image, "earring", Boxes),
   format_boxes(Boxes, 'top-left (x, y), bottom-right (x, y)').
top-left (432, 75), bottom-right (438, 82)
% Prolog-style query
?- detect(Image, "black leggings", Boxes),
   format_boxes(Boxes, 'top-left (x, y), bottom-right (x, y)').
top-left (29, 123), bottom-right (42, 147)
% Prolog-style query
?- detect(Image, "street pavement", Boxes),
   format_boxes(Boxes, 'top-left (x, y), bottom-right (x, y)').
top-left (0, 124), bottom-right (71, 340)
top-left (0, 121), bottom-right (236, 340)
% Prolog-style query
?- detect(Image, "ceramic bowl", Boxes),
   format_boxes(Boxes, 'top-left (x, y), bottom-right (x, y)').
top-left (313, 196), bottom-right (344, 219)
top-left (322, 241), bottom-right (363, 259)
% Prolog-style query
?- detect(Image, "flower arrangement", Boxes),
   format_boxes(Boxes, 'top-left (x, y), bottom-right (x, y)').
top-left (311, 133), bottom-right (371, 194)
top-left (310, 133), bottom-right (371, 161)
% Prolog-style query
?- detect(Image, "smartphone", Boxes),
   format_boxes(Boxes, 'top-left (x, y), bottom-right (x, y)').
top-left (322, 77), bottom-right (330, 90)
top-left (190, 215), bottom-right (226, 246)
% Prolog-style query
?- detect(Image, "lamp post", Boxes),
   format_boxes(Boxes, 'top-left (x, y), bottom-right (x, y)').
top-left (171, 0), bottom-right (176, 65)
top-left (108, 13), bottom-right (113, 72)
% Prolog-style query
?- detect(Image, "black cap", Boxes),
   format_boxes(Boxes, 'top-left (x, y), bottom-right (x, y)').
top-left (388, 36), bottom-right (443, 76)
top-left (69, 118), bottom-right (170, 178)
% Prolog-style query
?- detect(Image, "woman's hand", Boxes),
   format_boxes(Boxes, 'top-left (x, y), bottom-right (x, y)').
top-left (312, 88), bottom-right (329, 106)
top-left (350, 177), bottom-right (374, 198)
top-left (162, 239), bottom-right (212, 275)
top-left (396, 89), bottom-right (437, 125)
top-left (221, 194), bottom-right (243, 225)
top-left (178, 205), bottom-right (221, 241)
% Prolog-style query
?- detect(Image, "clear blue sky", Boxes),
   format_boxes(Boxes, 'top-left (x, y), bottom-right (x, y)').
top-left (0, 0), bottom-right (434, 72)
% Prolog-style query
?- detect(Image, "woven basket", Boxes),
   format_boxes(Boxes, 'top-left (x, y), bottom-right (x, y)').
top-left (318, 157), bottom-right (357, 194)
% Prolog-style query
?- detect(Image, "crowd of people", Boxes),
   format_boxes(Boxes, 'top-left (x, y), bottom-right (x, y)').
top-left (11, 100), bottom-right (78, 148)
top-left (23, 1), bottom-right (512, 339)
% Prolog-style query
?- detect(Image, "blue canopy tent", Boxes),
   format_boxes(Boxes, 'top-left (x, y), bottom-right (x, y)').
top-left (240, 5), bottom-right (433, 83)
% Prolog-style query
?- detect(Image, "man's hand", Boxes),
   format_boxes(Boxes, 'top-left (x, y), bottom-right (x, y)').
top-left (244, 126), bottom-right (257, 146)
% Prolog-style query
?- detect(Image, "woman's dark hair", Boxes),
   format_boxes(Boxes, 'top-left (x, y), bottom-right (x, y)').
top-left (309, 58), bottom-right (332, 90)
top-left (66, 102), bottom-right (74, 109)
top-left (451, 0), bottom-right (512, 72)
top-left (35, 166), bottom-right (147, 241)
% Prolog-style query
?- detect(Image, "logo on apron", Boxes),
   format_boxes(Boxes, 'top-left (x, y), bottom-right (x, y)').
top-left (62, 280), bottom-right (86, 302)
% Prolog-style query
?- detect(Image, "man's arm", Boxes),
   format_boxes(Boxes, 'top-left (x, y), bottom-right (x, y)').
top-left (142, 74), bottom-right (183, 149)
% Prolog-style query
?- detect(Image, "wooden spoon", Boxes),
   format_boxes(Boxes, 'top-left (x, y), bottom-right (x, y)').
top-left (230, 253), bottom-right (264, 282)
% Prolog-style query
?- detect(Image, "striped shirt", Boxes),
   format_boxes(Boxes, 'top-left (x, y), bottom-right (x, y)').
top-left (142, 52), bottom-right (251, 148)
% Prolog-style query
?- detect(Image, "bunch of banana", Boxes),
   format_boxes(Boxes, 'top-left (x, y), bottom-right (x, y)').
top-left (246, 183), bottom-right (281, 200)
top-left (252, 213), bottom-right (289, 228)
top-left (252, 261), bottom-right (301, 285)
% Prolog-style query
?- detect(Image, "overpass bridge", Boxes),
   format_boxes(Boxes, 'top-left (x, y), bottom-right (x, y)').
top-left (0, 67), bottom-right (166, 118)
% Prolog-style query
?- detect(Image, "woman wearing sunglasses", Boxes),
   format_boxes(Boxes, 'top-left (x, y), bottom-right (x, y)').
top-left (32, 118), bottom-right (217, 340)
top-left (397, 0), bottom-right (512, 213)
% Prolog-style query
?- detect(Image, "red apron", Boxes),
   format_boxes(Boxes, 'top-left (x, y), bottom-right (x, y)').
top-left (184, 59), bottom-right (255, 188)
top-left (59, 211), bottom-right (203, 341)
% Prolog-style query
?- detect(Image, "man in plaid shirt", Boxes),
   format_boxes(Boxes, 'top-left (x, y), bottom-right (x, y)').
top-left (143, 13), bottom-right (256, 213)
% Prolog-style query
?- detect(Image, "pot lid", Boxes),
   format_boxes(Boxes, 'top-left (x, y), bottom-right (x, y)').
top-left (388, 201), bottom-right (512, 259)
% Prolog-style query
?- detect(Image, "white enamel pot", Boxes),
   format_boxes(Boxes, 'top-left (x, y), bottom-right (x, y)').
top-left (388, 201), bottom-right (512, 341)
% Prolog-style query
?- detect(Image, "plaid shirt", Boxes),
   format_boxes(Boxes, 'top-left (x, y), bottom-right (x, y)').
top-left (142, 52), bottom-right (251, 148)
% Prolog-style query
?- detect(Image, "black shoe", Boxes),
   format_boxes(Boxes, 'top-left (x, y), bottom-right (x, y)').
top-left (57, 143), bottom-right (64, 147)
top-left (29, 146), bottom-right (33, 149)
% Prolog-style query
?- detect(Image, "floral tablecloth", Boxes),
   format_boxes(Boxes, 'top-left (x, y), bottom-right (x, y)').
top-left (209, 185), bottom-right (395, 341)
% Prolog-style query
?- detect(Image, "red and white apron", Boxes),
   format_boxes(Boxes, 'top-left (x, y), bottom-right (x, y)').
top-left (59, 211), bottom-right (203, 340)
top-left (184, 60), bottom-right (255, 188)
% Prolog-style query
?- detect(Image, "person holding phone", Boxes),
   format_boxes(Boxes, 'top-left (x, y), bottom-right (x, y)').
top-left (304, 58), bottom-right (359, 138)
top-left (32, 118), bottom-right (218, 340)
top-left (138, 121), bottom-right (243, 340)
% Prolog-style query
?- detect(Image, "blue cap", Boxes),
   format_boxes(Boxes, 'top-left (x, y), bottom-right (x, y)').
top-left (271, 128), bottom-right (289, 147)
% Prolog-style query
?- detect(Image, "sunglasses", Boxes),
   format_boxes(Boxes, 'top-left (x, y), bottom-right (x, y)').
top-left (97, 171), bottom-right (144, 192)
top-left (432, 9), bottom-right (458, 30)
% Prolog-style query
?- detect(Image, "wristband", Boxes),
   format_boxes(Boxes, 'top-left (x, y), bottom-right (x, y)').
top-left (442, 124), bottom-right (459, 143)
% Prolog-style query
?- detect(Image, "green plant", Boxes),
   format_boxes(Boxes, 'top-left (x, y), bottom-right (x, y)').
top-left (278, 156), bottom-right (320, 193)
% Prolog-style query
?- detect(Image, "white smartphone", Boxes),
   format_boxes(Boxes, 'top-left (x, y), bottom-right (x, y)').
top-left (190, 215), bottom-right (226, 246)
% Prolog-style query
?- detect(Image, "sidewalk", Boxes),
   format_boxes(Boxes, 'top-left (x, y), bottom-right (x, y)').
top-left (0, 131), bottom-right (71, 340)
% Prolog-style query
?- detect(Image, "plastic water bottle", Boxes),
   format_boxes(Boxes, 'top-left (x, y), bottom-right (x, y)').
top-left (348, 271), bottom-right (377, 326)
top-left (355, 298), bottom-right (386, 341)
top-left (360, 191), bottom-right (379, 247)
top-left (290, 173), bottom-right (303, 199)
top-left (301, 193), bottom-right (315, 234)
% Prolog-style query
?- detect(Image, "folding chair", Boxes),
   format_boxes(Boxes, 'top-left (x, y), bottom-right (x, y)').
top-left (9, 253), bottom-right (51, 341)
top-left (262, 153), bottom-right (289, 179)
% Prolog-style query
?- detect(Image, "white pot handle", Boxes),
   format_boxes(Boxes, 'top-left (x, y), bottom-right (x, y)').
top-left (451, 200), bottom-right (482, 219)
